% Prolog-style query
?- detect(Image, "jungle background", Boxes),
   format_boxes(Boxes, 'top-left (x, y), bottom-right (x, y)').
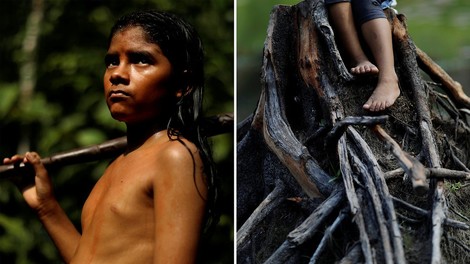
top-left (0, 0), bottom-right (233, 263)
top-left (237, 0), bottom-right (470, 120)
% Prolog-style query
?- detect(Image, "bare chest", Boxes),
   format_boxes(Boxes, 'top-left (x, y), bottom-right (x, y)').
top-left (81, 156), bottom-right (156, 230)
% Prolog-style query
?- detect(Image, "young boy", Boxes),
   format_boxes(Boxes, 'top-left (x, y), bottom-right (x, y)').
top-left (4, 11), bottom-right (217, 263)
top-left (325, 0), bottom-right (400, 111)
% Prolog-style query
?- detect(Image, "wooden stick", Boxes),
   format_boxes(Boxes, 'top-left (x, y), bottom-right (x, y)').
top-left (287, 186), bottom-right (345, 245)
top-left (371, 125), bottom-right (429, 195)
top-left (390, 15), bottom-right (446, 261)
top-left (447, 235), bottom-right (470, 253)
top-left (338, 136), bottom-right (374, 264)
top-left (385, 167), bottom-right (470, 181)
top-left (416, 47), bottom-right (470, 109)
top-left (428, 168), bottom-right (470, 180)
top-left (0, 136), bottom-right (127, 180)
top-left (265, 187), bottom-right (345, 263)
top-left (347, 127), bottom-right (406, 264)
top-left (392, 196), bottom-right (469, 230)
top-left (0, 113), bottom-right (233, 180)
top-left (309, 208), bottom-right (348, 263)
top-left (349, 151), bottom-right (394, 264)
top-left (324, 115), bottom-right (388, 149)
top-left (338, 242), bottom-right (362, 264)
top-left (237, 182), bottom-right (285, 251)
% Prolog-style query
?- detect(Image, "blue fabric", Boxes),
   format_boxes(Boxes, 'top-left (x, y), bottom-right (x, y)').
top-left (381, 0), bottom-right (397, 9)
top-left (352, 0), bottom-right (386, 26)
top-left (324, 0), bottom-right (350, 4)
top-left (324, 0), bottom-right (398, 25)
top-left (324, 0), bottom-right (397, 8)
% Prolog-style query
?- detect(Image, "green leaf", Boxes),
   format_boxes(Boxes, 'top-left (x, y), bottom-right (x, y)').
top-left (75, 128), bottom-right (106, 146)
top-left (0, 83), bottom-right (19, 118)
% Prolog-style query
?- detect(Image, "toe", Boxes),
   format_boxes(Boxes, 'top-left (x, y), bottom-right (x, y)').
top-left (373, 102), bottom-right (382, 112)
top-left (363, 99), bottom-right (372, 110)
top-left (371, 103), bottom-right (378, 112)
top-left (379, 103), bottom-right (386, 111)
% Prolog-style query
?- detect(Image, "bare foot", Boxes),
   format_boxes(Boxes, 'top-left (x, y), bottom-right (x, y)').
top-left (363, 76), bottom-right (400, 111)
top-left (351, 60), bottom-right (379, 75)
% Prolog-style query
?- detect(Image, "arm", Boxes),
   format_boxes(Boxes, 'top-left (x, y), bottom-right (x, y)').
top-left (153, 141), bottom-right (207, 264)
top-left (3, 152), bottom-right (81, 263)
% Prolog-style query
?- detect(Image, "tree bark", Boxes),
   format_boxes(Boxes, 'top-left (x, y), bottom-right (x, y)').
top-left (237, 1), bottom-right (470, 263)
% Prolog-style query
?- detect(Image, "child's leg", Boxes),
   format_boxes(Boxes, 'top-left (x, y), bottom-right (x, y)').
top-left (360, 18), bottom-right (400, 111)
top-left (327, 1), bottom-right (378, 75)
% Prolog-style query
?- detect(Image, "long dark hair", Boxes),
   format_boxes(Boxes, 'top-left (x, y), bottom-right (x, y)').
top-left (108, 10), bottom-right (218, 233)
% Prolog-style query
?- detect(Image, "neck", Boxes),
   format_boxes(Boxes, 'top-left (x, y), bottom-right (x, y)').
top-left (125, 120), bottom-right (168, 153)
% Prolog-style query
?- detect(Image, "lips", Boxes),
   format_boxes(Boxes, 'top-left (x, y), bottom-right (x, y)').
top-left (108, 89), bottom-right (130, 101)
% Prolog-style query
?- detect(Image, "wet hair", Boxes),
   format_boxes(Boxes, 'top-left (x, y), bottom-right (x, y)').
top-left (108, 10), bottom-right (219, 233)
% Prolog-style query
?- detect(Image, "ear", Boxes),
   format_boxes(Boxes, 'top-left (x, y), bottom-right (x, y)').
top-left (175, 70), bottom-right (191, 98)
top-left (176, 86), bottom-right (193, 98)
top-left (176, 89), bottom-right (184, 98)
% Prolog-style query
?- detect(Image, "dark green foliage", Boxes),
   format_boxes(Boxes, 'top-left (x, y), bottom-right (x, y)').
top-left (0, 0), bottom-right (233, 263)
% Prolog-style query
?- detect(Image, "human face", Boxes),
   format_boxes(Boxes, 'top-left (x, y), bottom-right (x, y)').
top-left (104, 26), bottom-right (176, 124)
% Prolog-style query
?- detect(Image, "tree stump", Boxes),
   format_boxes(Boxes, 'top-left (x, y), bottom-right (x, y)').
top-left (237, 0), bottom-right (470, 263)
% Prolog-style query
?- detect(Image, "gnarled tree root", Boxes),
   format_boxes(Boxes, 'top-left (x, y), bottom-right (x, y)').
top-left (237, 0), bottom-right (470, 263)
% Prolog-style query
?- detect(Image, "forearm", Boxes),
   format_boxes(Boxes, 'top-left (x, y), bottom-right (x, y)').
top-left (37, 200), bottom-right (81, 263)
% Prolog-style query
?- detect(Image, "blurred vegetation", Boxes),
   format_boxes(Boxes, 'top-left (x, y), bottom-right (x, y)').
top-left (0, 0), bottom-right (233, 263)
top-left (400, 0), bottom-right (470, 69)
top-left (237, 0), bottom-right (470, 119)
top-left (237, 0), bottom-right (298, 120)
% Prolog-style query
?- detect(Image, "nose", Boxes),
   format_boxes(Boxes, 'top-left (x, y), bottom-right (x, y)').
top-left (109, 64), bottom-right (130, 86)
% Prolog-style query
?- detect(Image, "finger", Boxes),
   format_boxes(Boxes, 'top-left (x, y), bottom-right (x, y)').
top-left (24, 152), bottom-right (48, 178)
top-left (3, 155), bottom-right (25, 165)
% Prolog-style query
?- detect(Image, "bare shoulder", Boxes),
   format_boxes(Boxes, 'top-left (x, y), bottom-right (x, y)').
top-left (156, 137), bottom-right (201, 167)
top-left (151, 137), bottom-right (206, 196)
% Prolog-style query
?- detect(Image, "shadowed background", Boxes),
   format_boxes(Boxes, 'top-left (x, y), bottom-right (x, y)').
top-left (0, 0), bottom-right (233, 263)
top-left (237, 0), bottom-right (470, 120)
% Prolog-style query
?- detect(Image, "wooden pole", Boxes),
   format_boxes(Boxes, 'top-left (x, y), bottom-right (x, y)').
top-left (0, 113), bottom-right (233, 180)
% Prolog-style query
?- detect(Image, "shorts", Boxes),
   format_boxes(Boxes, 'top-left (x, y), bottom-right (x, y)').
top-left (324, 0), bottom-right (388, 26)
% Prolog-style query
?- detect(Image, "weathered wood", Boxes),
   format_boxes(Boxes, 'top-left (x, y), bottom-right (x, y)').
top-left (265, 187), bottom-right (345, 263)
top-left (324, 115), bottom-right (388, 148)
top-left (391, 11), bottom-right (447, 263)
top-left (338, 242), bottom-right (362, 264)
top-left (385, 167), bottom-right (470, 181)
top-left (392, 196), bottom-right (469, 230)
top-left (371, 124), bottom-right (429, 194)
top-left (237, 0), bottom-right (470, 263)
top-left (350, 150), bottom-right (394, 264)
top-left (260, 4), bottom-right (334, 199)
top-left (347, 127), bottom-right (406, 264)
top-left (447, 235), bottom-right (470, 253)
top-left (338, 136), bottom-right (373, 264)
top-left (287, 186), bottom-right (345, 245)
top-left (309, 208), bottom-right (348, 263)
top-left (237, 182), bottom-right (286, 251)
top-left (416, 47), bottom-right (470, 109)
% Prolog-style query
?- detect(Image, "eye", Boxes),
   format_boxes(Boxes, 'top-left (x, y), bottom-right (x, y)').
top-left (130, 52), bottom-right (154, 65)
top-left (137, 55), bottom-right (150, 64)
top-left (104, 54), bottom-right (119, 68)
